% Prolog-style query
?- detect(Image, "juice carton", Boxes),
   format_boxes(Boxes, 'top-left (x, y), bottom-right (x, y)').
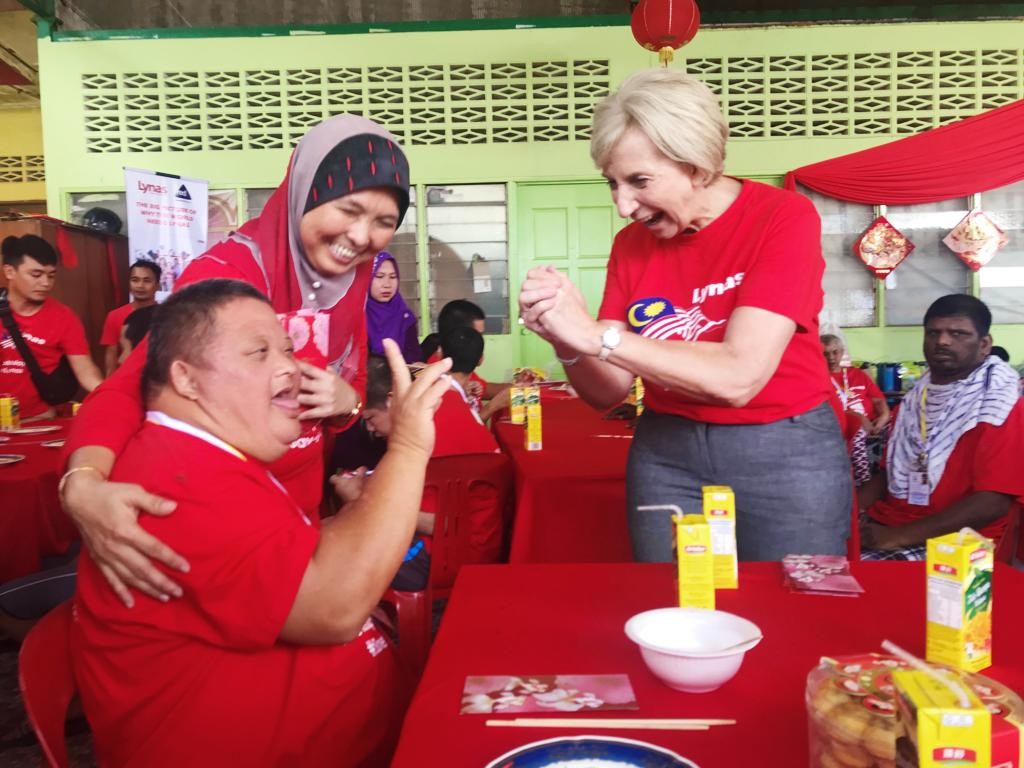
top-left (525, 386), bottom-right (542, 451)
top-left (672, 512), bottom-right (715, 610)
top-left (702, 485), bottom-right (738, 589)
top-left (0, 394), bottom-right (20, 430)
top-left (926, 529), bottom-right (993, 673)
top-left (892, 669), bottom-right (991, 767)
top-left (510, 386), bottom-right (526, 425)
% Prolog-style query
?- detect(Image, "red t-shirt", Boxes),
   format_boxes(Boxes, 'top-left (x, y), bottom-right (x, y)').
top-left (0, 298), bottom-right (89, 417)
top-left (598, 179), bottom-right (831, 425)
top-left (71, 420), bottom-right (400, 767)
top-left (867, 399), bottom-right (1024, 540)
top-left (831, 366), bottom-right (884, 420)
top-left (99, 302), bottom-right (136, 347)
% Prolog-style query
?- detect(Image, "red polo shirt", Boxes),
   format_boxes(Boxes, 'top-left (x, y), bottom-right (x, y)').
top-left (71, 418), bottom-right (400, 766)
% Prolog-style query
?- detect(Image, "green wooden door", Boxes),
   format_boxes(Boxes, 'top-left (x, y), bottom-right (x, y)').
top-left (514, 181), bottom-right (623, 373)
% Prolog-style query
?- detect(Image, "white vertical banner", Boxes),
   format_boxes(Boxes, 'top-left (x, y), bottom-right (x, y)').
top-left (124, 168), bottom-right (209, 297)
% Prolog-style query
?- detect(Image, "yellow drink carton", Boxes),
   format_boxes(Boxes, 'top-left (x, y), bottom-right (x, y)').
top-left (892, 669), bottom-right (991, 768)
top-left (510, 386), bottom-right (526, 425)
top-left (0, 394), bottom-right (20, 431)
top-left (673, 513), bottom-right (715, 610)
top-left (926, 530), bottom-right (993, 673)
top-left (525, 386), bottom-right (542, 451)
top-left (702, 485), bottom-right (738, 589)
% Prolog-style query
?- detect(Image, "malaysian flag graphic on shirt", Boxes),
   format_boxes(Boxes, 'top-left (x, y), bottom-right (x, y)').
top-left (627, 297), bottom-right (726, 342)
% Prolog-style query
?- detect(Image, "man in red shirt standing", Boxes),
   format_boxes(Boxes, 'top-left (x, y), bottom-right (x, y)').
top-left (71, 278), bottom-right (452, 766)
top-left (1, 234), bottom-right (102, 419)
top-left (859, 295), bottom-right (1024, 560)
top-left (99, 259), bottom-right (160, 375)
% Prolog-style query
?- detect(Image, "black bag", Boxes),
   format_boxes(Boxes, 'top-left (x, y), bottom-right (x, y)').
top-left (0, 289), bottom-right (81, 406)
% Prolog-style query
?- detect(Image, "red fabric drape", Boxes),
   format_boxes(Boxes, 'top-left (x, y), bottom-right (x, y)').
top-left (105, 238), bottom-right (122, 304)
top-left (784, 99), bottom-right (1024, 205)
top-left (54, 224), bottom-right (79, 269)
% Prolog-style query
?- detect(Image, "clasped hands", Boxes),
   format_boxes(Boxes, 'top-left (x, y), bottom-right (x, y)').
top-left (518, 266), bottom-right (601, 355)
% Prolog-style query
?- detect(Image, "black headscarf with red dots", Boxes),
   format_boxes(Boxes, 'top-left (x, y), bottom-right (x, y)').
top-left (303, 132), bottom-right (410, 225)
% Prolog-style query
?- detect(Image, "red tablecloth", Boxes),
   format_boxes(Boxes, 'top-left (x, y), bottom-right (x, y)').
top-left (493, 394), bottom-right (633, 563)
top-left (392, 561), bottom-right (1024, 766)
top-left (0, 419), bottom-right (77, 582)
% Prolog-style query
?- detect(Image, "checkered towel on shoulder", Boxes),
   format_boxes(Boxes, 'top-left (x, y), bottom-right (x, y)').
top-left (860, 545), bottom-right (927, 561)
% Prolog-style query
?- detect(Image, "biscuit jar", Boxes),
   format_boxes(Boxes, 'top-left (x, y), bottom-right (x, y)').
top-left (806, 653), bottom-right (1023, 768)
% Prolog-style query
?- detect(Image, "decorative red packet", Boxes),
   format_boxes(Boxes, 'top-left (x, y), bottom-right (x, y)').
top-left (279, 309), bottom-right (329, 368)
top-left (943, 209), bottom-right (1009, 271)
top-left (854, 216), bottom-right (915, 279)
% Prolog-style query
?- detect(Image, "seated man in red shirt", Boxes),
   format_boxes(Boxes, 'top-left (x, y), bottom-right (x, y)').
top-left (71, 278), bottom-right (452, 767)
top-left (1, 235), bottom-right (103, 419)
top-left (859, 295), bottom-right (1024, 560)
top-left (333, 327), bottom-right (500, 589)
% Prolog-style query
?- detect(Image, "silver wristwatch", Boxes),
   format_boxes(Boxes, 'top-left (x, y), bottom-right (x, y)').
top-left (597, 326), bottom-right (622, 361)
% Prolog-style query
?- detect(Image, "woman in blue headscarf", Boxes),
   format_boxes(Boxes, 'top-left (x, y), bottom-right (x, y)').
top-left (366, 251), bottom-right (422, 363)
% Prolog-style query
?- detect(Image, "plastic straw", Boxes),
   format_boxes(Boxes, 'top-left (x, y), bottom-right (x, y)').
top-left (880, 639), bottom-right (969, 708)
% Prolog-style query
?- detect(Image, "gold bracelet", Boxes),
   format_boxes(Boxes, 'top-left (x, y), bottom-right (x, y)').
top-left (349, 397), bottom-right (362, 418)
top-left (58, 465), bottom-right (108, 501)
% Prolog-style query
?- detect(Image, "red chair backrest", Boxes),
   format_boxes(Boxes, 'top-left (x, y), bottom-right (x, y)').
top-left (425, 453), bottom-right (512, 597)
top-left (378, 588), bottom-right (431, 685)
top-left (17, 601), bottom-right (75, 768)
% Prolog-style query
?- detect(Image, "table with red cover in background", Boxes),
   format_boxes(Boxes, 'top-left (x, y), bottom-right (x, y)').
top-left (0, 418), bottom-right (77, 582)
top-left (392, 561), bottom-right (1024, 767)
top-left (493, 392), bottom-right (634, 563)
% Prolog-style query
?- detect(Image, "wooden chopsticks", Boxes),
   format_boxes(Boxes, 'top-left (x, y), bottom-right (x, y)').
top-left (486, 717), bottom-right (735, 731)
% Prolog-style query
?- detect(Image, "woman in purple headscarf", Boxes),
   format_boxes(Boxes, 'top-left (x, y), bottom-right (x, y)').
top-left (366, 251), bottom-right (423, 363)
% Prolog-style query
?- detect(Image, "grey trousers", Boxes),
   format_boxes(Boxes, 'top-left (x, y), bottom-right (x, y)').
top-left (626, 401), bottom-right (852, 562)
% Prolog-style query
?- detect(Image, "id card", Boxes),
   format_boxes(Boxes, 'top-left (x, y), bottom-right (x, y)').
top-left (908, 471), bottom-right (930, 506)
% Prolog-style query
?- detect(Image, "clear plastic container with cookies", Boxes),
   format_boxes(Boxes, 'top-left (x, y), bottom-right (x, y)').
top-left (806, 652), bottom-right (1023, 768)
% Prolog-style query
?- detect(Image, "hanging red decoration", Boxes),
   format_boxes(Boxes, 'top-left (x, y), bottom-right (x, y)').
top-left (631, 0), bottom-right (701, 67)
top-left (942, 209), bottom-right (1010, 271)
top-left (854, 216), bottom-right (915, 279)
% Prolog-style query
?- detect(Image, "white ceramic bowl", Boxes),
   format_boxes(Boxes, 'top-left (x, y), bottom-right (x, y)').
top-left (624, 608), bottom-right (763, 693)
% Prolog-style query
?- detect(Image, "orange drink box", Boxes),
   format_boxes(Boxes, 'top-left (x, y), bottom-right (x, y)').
top-left (926, 530), bottom-right (993, 673)
top-left (509, 386), bottom-right (526, 425)
top-left (672, 513), bottom-right (715, 610)
top-left (892, 669), bottom-right (993, 768)
top-left (702, 485), bottom-right (738, 589)
top-left (524, 386), bottom-right (542, 451)
top-left (0, 395), bottom-right (20, 430)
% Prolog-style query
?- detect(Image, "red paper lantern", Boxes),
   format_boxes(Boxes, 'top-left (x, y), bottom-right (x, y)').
top-left (631, 0), bottom-right (701, 66)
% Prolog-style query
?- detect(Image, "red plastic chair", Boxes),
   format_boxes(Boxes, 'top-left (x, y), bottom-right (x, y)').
top-left (377, 588), bottom-right (431, 684)
top-left (425, 453), bottom-right (513, 599)
top-left (18, 601), bottom-right (75, 768)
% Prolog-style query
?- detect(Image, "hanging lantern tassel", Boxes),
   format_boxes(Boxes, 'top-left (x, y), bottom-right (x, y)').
top-left (631, 0), bottom-right (701, 68)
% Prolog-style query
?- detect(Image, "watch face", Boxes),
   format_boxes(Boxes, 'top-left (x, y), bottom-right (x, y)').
top-left (603, 327), bottom-right (622, 347)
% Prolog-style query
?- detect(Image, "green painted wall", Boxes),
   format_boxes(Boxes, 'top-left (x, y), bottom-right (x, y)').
top-left (34, 18), bottom-right (1024, 371)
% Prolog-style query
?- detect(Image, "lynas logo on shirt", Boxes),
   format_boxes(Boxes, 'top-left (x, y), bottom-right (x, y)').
top-left (175, 184), bottom-right (192, 201)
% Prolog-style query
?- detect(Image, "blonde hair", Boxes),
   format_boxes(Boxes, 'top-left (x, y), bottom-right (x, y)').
top-left (590, 68), bottom-right (728, 185)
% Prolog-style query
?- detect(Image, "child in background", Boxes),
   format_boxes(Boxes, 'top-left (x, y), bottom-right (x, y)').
top-left (332, 341), bottom-right (499, 590)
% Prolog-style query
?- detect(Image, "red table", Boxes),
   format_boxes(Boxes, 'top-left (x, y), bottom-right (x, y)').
top-left (0, 419), bottom-right (77, 582)
top-left (493, 393), bottom-right (633, 563)
top-left (392, 561), bottom-right (1024, 767)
